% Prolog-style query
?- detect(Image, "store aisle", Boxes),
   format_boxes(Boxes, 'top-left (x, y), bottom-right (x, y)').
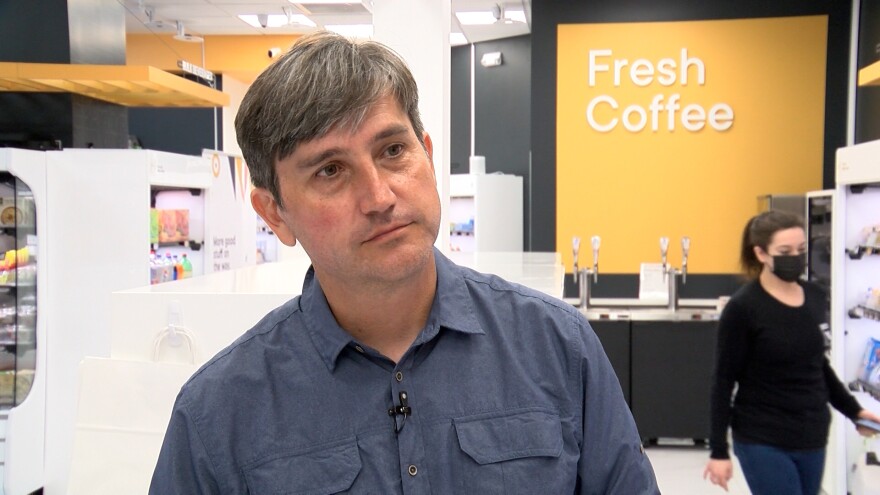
top-left (646, 446), bottom-right (751, 495)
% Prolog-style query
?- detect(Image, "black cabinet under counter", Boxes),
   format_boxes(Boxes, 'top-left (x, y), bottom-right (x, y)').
top-left (587, 314), bottom-right (718, 445)
top-left (631, 321), bottom-right (717, 443)
top-left (589, 320), bottom-right (631, 406)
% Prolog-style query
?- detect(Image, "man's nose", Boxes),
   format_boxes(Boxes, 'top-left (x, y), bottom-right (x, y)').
top-left (358, 164), bottom-right (396, 214)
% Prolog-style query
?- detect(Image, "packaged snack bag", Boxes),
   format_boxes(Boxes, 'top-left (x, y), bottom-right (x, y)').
top-left (860, 338), bottom-right (880, 385)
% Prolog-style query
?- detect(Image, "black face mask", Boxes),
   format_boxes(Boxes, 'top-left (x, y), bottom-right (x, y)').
top-left (771, 253), bottom-right (805, 282)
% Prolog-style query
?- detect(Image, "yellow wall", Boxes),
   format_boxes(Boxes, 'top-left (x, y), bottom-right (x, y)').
top-left (557, 16), bottom-right (827, 274)
top-left (126, 34), bottom-right (301, 83)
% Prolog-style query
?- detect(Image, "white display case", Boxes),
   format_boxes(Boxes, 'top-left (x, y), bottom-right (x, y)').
top-left (449, 174), bottom-right (523, 252)
top-left (0, 149), bottom-right (47, 495)
top-left (828, 139), bottom-right (880, 495)
top-left (111, 251), bottom-right (563, 366)
top-left (0, 149), bottom-right (228, 495)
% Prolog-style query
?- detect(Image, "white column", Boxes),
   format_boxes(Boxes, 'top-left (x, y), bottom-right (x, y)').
top-left (372, 0), bottom-right (451, 254)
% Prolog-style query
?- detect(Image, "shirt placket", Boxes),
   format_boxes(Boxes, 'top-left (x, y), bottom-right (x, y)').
top-left (391, 355), bottom-right (430, 494)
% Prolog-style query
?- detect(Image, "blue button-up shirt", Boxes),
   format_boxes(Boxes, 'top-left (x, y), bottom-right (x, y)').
top-left (151, 250), bottom-right (658, 494)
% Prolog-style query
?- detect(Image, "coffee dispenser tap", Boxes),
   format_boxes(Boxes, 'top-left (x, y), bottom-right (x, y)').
top-left (590, 235), bottom-right (601, 284)
top-left (572, 235), bottom-right (600, 309)
top-left (659, 236), bottom-right (670, 276)
top-left (681, 236), bottom-right (691, 284)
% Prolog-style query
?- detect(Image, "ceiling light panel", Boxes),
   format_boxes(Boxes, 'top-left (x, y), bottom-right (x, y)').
top-left (238, 14), bottom-right (316, 28)
top-left (450, 32), bottom-right (468, 46)
top-left (291, 1), bottom-right (371, 15)
top-left (455, 11), bottom-right (495, 26)
top-left (506, 10), bottom-right (526, 23)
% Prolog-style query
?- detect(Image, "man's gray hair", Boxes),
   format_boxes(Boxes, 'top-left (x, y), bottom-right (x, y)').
top-left (235, 31), bottom-right (424, 208)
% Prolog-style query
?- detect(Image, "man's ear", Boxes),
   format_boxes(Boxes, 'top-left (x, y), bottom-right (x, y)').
top-left (423, 132), bottom-right (434, 166)
top-left (251, 188), bottom-right (297, 247)
top-left (422, 132), bottom-right (435, 180)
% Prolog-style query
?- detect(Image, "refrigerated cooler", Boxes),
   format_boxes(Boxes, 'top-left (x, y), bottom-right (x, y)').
top-left (828, 139), bottom-right (880, 495)
top-left (0, 148), bottom-right (230, 495)
top-left (0, 148), bottom-right (46, 495)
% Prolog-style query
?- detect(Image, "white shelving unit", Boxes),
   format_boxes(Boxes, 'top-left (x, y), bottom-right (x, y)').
top-left (829, 139), bottom-right (880, 495)
top-left (448, 174), bottom-right (522, 252)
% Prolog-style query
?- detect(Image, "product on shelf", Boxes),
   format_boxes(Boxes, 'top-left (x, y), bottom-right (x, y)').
top-left (860, 337), bottom-right (880, 386)
top-left (157, 209), bottom-right (190, 243)
top-left (0, 195), bottom-right (35, 227)
top-left (0, 369), bottom-right (35, 405)
top-left (0, 247), bottom-right (33, 285)
top-left (181, 254), bottom-right (193, 279)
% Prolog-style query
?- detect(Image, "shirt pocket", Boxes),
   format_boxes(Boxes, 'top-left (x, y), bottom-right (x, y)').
top-left (243, 437), bottom-right (362, 495)
top-left (452, 408), bottom-right (568, 493)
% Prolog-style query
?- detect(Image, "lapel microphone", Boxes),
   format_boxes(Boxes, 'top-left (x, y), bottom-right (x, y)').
top-left (388, 391), bottom-right (411, 434)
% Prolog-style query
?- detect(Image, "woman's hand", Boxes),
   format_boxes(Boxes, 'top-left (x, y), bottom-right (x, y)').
top-left (856, 409), bottom-right (880, 437)
top-left (703, 459), bottom-right (733, 491)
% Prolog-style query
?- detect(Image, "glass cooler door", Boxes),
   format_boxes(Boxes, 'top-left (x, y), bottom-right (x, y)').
top-left (0, 173), bottom-right (37, 413)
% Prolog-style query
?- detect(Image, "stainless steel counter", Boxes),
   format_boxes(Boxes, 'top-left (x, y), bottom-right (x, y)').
top-left (563, 297), bottom-right (723, 321)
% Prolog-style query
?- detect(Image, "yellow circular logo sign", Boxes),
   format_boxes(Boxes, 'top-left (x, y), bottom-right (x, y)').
top-left (211, 154), bottom-right (221, 178)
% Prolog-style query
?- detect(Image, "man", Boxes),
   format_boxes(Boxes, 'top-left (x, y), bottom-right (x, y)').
top-left (150, 31), bottom-right (658, 494)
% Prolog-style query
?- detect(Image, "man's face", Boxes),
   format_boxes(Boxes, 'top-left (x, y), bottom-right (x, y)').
top-left (253, 95), bottom-right (441, 289)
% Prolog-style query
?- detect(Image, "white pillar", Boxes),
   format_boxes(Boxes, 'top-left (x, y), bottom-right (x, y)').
top-left (372, 0), bottom-right (451, 254)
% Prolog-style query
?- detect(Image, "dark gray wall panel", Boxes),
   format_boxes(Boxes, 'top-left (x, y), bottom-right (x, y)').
top-left (450, 35), bottom-right (531, 248)
top-left (0, 94), bottom-right (73, 148)
top-left (0, 0), bottom-right (71, 63)
top-left (450, 45), bottom-right (471, 174)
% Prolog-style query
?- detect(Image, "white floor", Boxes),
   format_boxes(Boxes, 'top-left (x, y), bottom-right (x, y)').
top-left (647, 444), bottom-right (752, 495)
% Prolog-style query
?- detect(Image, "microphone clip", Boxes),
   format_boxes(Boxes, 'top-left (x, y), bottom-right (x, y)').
top-left (388, 391), bottom-right (411, 433)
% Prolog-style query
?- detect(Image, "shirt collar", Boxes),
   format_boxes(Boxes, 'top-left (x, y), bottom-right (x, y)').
top-left (301, 248), bottom-right (484, 371)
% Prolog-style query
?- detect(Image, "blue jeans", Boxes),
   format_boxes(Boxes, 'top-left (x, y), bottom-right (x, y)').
top-left (733, 440), bottom-right (826, 495)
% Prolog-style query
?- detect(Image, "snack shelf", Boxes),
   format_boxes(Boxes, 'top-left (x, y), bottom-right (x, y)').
top-left (846, 245), bottom-right (880, 260)
top-left (858, 379), bottom-right (880, 402)
top-left (848, 305), bottom-right (880, 320)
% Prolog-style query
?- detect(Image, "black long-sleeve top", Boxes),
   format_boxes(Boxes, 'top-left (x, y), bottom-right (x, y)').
top-left (709, 280), bottom-right (863, 459)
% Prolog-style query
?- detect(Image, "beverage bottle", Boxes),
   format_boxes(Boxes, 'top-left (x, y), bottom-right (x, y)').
top-left (171, 254), bottom-right (180, 281)
top-left (181, 253), bottom-right (193, 279)
top-left (163, 252), bottom-right (174, 282)
top-left (149, 250), bottom-right (159, 285)
top-left (171, 255), bottom-right (181, 280)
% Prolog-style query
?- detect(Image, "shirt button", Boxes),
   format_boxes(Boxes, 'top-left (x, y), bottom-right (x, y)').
top-left (354, 345), bottom-right (364, 353)
top-left (408, 464), bottom-right (418, 476)
top-left (395, 371), bottom-right (404, 382)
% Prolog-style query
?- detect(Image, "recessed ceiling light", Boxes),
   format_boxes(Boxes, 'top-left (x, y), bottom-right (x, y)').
top-left (239, 14), bottom-right (315, 28)
top-left (325, 24), bottom-right (373, 38)
top-left (455, 11), bottom-right (496, 26)
top-left (450, 32), bottom-right (468, 46)
top-left (289, 0), bottom-right (359, 3)
top-left (506, 9), bottom-right (526, 23)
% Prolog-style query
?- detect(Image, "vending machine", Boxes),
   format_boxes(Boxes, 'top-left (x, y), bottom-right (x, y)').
top-left (829, 139), bottom-right (880, 494)
top-left (0, 148), bottom-right (47, 495)
top-left (0, 149), bottom-right (216, 495)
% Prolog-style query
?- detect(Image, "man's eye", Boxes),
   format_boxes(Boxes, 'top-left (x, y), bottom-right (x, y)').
top-left (387, 144), bottom-right (403, 156)
top-left (317, 164), bottom-right (339, 177)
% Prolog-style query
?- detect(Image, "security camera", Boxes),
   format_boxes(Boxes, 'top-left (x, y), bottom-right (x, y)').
top-left (268, 47), bottom-right (281, 58)
top-left (257, 13), bottom-right (269, 28)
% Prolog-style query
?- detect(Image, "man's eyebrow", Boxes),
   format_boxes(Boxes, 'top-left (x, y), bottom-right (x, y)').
top-left (299, 148), bottom-right (343, 171)
top-left (297, 124), bottom-right (411, 171)
top-left (372, 124), bottom-right (410, 144)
